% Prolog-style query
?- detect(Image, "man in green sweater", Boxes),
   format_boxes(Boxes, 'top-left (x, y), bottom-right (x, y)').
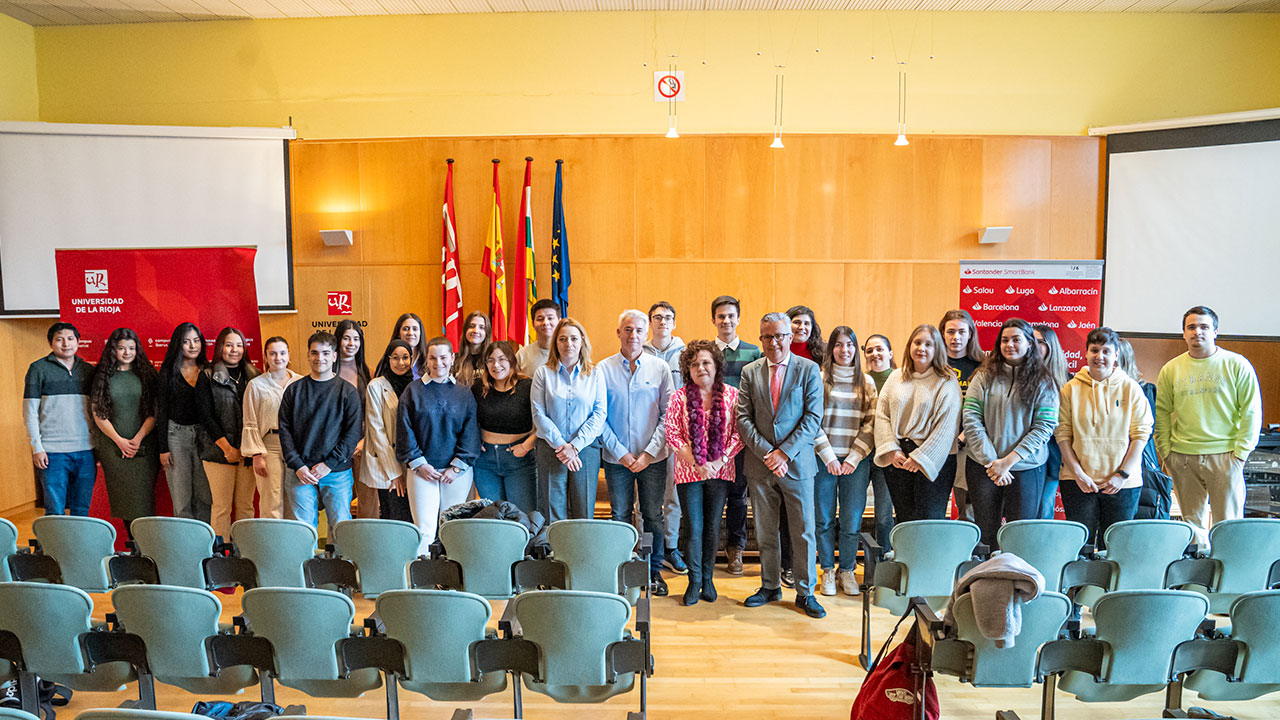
top-left (1155, 306), bottom-right (1262, 545)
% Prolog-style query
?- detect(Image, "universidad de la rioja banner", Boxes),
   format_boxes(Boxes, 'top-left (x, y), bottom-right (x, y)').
top-left (959, 260), bottom-right (1104, 373)
top-left (55, 247), bottom-right (263, 368)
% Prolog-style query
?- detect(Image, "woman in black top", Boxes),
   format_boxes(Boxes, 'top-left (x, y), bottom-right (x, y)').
top-left (197, 326), bottom-right (260, 539)
top-left (157, 322), bottom-right (212, 523)
top-left (471, 340), bottom-right (537, 512)
top-left (940, 309), bottom-right (987, 523)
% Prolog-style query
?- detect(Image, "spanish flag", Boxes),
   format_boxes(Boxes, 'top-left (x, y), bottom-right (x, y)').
top-left (482, 159), bottom-right (509, 341)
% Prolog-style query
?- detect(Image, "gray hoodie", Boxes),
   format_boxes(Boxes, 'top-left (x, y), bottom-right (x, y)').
top-left (962, 364), bottom-right (1059, 471)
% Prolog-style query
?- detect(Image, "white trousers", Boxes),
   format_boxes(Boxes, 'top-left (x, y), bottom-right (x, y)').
top-left (407, 466), bottom-right (474, 555)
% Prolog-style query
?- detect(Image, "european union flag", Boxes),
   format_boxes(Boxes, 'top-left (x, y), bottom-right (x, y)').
top-left (550, 159), bottom-right (571, 316)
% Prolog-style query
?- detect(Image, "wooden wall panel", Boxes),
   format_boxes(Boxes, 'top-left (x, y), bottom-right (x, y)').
top-left (845, 136), bottom-right (914, 259)
top-left (290, 142), bottom-right (361, 267)
top-left (703, 137), bottom-right (776, 260)
top-left (843, 263), bottom-right (915, 349)
top-left (1049, 137), bottom-right (1105, 259)
top-left (912, 138), bottom-right (984, 257)
top-left (981, 137), bottom-right (1052, 256)
top-left (633, 138), bottom-right (705, 261)
top-left (774, 136), bottom-right (845, 260)
top-left (774, 264), bottom-right (844, 336)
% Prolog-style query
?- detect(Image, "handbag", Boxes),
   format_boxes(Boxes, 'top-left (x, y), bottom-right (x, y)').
top-left (850, 609), bottom-right (940, 720)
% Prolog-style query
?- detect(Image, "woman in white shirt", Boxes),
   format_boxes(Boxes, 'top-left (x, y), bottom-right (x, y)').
top-left (240, 336), bottom-right (302, 519)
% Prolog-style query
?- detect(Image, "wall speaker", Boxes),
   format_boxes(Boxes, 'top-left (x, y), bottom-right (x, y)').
top-left (978, 226), bottom-right (1012, 244)
top-left (320, 229), bottom-right (353, 246)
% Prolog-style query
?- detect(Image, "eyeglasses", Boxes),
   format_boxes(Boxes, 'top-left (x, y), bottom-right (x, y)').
top-left (651, 315), bottom-right (675, 323)
top-left (760, 333), bottom-right (793, 344)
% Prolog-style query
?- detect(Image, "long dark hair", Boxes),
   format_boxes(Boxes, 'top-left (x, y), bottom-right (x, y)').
top-left (335, 319), bottom-right (371, 387)
top-left (821, 326), bottom-right (868, 406)
top-left (159, 322), bottom-right (208, 389)
top-left (786, 305), bottom-right (825, 363)
top-left (977, 318), bottom-right (1055, 403)
top-left (91, 327), bottom-right (159, 422)
top-left (864, 334), bottom-right (897, 369)
top-left (678, 340), bottom-right (728, 465)
top-left (454, 311), bottom-right (491, 386)
top-left (378, 313), bottom-right (428, 377)
top-left (210, 326), bottom-right (261, 390)
top-left (1033, 324), bottom-right (1070, 389)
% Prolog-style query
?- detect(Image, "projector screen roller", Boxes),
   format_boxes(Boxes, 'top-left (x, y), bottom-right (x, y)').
top-left (0, 122), bottom-right (294, 314)
top-left (1103, 119), bottom-right (1280, 338)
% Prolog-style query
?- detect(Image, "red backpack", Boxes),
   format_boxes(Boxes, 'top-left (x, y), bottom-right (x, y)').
top-left (851, 613), bottom-right (940, 720)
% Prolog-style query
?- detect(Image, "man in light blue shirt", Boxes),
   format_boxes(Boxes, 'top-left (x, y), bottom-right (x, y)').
top-left (599, 309), bottom-right (674, 595)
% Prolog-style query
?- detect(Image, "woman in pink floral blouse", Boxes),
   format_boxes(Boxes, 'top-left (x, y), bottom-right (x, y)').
top-left (664, 339), bottom-right (744, 606)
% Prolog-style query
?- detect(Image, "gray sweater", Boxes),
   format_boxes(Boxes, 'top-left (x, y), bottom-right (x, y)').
top-left (962, 364), bottom-right (1060, 471)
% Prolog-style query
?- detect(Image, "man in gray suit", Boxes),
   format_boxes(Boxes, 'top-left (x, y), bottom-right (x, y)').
top-left (736, 312), bottom-right (826, 618)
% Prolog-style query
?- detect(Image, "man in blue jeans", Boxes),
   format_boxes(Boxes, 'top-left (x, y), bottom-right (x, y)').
top-left (598, 309), bottom-right (674, 596)
top-left (278, 331), bottom-right (363, 538)
top-left (23, 322), bottom-right (97, 516)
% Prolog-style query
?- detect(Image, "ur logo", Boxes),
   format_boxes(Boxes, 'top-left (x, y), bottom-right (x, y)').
top-left (84, 270), bottom-right (109, 294)
top-left (328, 291), bottom-right (353, 316)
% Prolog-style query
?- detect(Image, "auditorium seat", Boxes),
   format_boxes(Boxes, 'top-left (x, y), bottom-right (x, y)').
top-left (1168, 518), bottom-right (1280, 614)
top-left (230, 519), bottom-right (319, 589)
top-left (22, 516), bottom-right (117, 592)
top-left (0, 518), bottom-right (17, 582)
top-left (547, 519), bottom-right (646, 605)
top-left (377, 589), bottom-right (509, 702)
top-left (74, 709), bottom-right (209, 720)
top-left (331, 519), bottom-right (422, 599)
top-left (1182, 589), bottom-right (1280, 702)
top-left (996, 520), bottom-right (1089, 593)
top-left (1066, 519), bottom-right (1196, 608)
top-left (129, 517), bottom-right (216, 589)
top-left (928, 591), bottom-right (1072, 688)
top-left (0, 708), bottom-right (39, 720)
top-left (437, 519), bottom-right (530, 599)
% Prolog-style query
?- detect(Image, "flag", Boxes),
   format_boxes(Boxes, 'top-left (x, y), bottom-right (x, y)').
top-left (482, 159), bottom-right (509, 341)
top-left (508, 157), bottom-right (537, 345)
top-left (550, 159), bottom-right (570, 316)
top-left (441, 159), bottom-right (463, 351)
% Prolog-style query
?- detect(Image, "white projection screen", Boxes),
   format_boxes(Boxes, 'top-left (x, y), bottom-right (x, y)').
top-left (0, 122), bottom-right (295, 315)
top-left (1103, 118), bottom-right (1280, 338)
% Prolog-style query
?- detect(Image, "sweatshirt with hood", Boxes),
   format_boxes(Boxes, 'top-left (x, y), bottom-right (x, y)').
top-left (1054, 366), bottom-right (1152, 490)
top-left (962, 364), bottom-right (1059, 472)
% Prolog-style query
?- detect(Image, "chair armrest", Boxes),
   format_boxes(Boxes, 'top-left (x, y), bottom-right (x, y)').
top-left (512, 558), bottom-right (566, 592)
top-left (80, 629), bottom-right (151, 673)
top-left (972, 543), bottom-right (991, 561)
top-left (619, 559), bottom-right (649, 594)
top-left (1164, 557), bottom-right (1220, 591)
top-left (336, 636), bottom-right (406, 679)
top-left (605, 638), bottom-right (650, 681)
top-left (1036, 638), bottom-right (1107, 682)
top-left (203, 555), bottom-right (259, 591)
top-left (498, 599), bottom-right (521, 637)
top-left (908, 597), bottom-right (946, 643)
top-left (1269, 558), bottom-right (1280, 590)
top-left (304, 556), bottom-right (359, 592)
top-left (636, 532), bottom-right (654, 563)
top-left (634, 589), bottom-right (650, 637)
top-left (407, 557), bottom-right (463, 590)
top-left (872, 560), bottom-right (906, 595)
top-left (1169, 637), bottom-right (1240, 681)
top-left (994, 712), bottom-right (1023, 720)
top-left (8, 553), bottom-right (62, 585)
top-left (108, 554), bottom-right (160, 587)
top-left (470, 637), bottom-right (541, 682)
top-left (859, 532), bottom-right (884, 587)
top-left (1060, 559), bottom-right (1115, 596)
top-left (955, 558), bottom-right (983, 585)
top-left (206, 633), bottom-right (277, 678)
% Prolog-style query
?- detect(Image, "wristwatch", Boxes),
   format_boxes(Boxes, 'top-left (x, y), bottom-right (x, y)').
top-left (1115, 469), bottom-right (1130, 479)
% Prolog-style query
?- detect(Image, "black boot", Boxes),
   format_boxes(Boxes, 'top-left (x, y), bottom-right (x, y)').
top-left (682, 579), bottom-right (700, 606)
top-left (701, 569), bottom-right (717, 602)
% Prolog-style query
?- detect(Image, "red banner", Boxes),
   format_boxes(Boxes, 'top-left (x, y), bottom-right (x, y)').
top-left (55, 247), bottom-right (263, 369)
top-left (959, 261), bottom-right (1104, 373)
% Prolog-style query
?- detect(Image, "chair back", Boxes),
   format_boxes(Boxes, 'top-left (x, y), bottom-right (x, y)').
top-left (0, 518), bottom-right (17, 583)
top-left (130, 517), bottom-right (215, 589)
top-left (1206, 519), bottom-right (1280, 612)
top-left (332, 519), bottom-right (421, 598)
top-left (548, 520), bottom-right (638, 597)
top-left (1224, 590), bottom-right (1280, 684)
top-left (1103, 520), bottom-right (1194, 591)
top-left (1092, 590), bottom-right (1208, 685)
top-left (232, 519), bottom-right (317, 588)
top-left (377, 589), bottom-right (506, 700)
top-left (997, 520), bottom-right (1087, 592)
top-left (947, 591), bottom-right (1071, 687)
top-left (439, 519), bottom-right (530, 599)
top-left (32, 516), bottom-right (116, 592)
top-left (0, 708), bottom-right (39, 720)
top-left (0, 582), bottom-right (135, 691)
top-left (240, 587), bottom-right (381, 697)
top-left (887, 520), bottom-right (980, 599)
top-left (111, 584), bottom-right (257, 694)
top-left (512, 589), bottom-right (634, 703)
top-left (73, 709), bottom-right (210, 720)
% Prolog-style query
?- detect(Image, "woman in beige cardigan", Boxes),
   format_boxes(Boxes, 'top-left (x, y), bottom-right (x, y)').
top-left (362, 339), bottom-right (414, 522)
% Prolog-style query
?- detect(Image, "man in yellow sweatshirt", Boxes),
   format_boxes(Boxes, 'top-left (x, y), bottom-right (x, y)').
top-left (1155, 306), bottom-right (1262, 546)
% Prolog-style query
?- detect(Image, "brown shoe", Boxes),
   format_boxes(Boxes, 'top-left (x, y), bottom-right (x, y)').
top-left (727, 546), bottom-right (744, 576)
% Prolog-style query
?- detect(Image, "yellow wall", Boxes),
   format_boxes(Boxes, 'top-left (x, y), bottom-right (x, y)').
top-left (33, 11), bottom-right (1280, 139)
top-left (0, 13), bottom-right (38, 121)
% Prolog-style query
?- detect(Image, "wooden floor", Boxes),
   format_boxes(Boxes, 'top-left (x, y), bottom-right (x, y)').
top-left (5, 507), bottom-right (1278, 720)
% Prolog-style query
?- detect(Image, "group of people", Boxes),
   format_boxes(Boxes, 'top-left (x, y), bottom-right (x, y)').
top-left (22, 296), bottom-right (1263, 620)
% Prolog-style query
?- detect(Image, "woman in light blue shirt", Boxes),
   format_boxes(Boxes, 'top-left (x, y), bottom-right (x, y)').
top-left (531, 317), bottom-right (607, 522)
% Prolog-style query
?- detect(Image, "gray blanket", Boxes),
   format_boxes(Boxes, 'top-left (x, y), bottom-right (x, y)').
top-left (945, 552), bottom-right (1044, 648)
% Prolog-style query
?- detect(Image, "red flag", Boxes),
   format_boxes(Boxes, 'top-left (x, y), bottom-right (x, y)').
top-left (442, 159), bottom-right (463, 350)
top-left (482, 159), bottom-right (509, 342)
top-left (508, 157), bottom-right (536, 345)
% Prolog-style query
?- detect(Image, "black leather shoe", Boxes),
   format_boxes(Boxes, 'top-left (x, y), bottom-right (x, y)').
top-left (650, 572), bottom-right (669, 597)
top-left (700, 576), bottom-right (718, 603)
top-left (682, 580), bottom-right (699, 606)
top-left (743, 587), bottom-right (783, 607)
top-left (796, 594), bottom-right (827, 619)
top-left (780, 568), bottom-right (796, 588)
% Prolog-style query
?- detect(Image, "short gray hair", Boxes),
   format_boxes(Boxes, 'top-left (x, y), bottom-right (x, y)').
top-left (618, 309), bottom-right (648, 327)
top-left (760, 312), bottom-right (789, 327)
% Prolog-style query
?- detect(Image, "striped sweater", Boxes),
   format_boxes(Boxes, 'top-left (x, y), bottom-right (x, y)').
top-left (717, 337), bottom-right (762, 389)
top-left (814, 367), bottom-right (877, 467)
top-left (873, 369), bottom-right (963, 481)
top-left (962, 364), bottom-right (1060, 471)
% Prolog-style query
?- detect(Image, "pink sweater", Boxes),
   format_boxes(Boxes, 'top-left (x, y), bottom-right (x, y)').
top-left (663, 385), bottom-right (744, 485)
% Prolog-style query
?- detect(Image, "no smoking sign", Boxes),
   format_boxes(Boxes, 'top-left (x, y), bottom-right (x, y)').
top-left (654, 71), bottom-right (685, 102)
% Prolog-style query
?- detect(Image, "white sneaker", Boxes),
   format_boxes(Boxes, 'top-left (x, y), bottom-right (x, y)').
top-left (837, 569), bottom-right (860, 596)
top-left (820, 568), bottom-right (837, 596)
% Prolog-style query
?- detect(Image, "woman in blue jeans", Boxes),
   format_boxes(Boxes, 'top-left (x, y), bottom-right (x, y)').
top-left (813, 326), bottom-right (880, 597)
top-left (472, 341), bottom-right (538, 513)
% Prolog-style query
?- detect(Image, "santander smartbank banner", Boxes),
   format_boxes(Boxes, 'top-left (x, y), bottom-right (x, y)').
top-left (959, 261), bottom-right (1104, 373)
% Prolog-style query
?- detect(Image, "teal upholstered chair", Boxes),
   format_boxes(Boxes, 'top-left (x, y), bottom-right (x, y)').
top-left (1072, 520), bottom-right (1196, 608)
top-left (74, 709), bottom-right (210, 720)
top-left (31, 515), bottom-right (116, 592)
top-left (547, 520), bottom-right (642, 604)
top-left (129, 517), bottom-right (216, 589)
top-left (232, 519), bottom-right (318, 589)
top-left (0, 517), bottom-right (18, 583)
top-left (438, 519), bottom-right (530, 599)
top-left (1200, 518), bottom-right (1280, 613)
top-left (111, 584), bottom-right (258, 697)
top-left (377, 588), bottom-right (507, 701)
top-left (0, 708), bottom-right (40, 720)
top-left (331, 519), bottom-right (421, 598)
top-left (512, 589), bottom-right (640, 704)
top-left (932, 591), bottom-right (1072, 688)
top-left (1184, 589), bottom-right (1280, 701)
top-left (872, 520), bottom-right (981, 614)
top-left (997, 520), bottom-right (1088, 593)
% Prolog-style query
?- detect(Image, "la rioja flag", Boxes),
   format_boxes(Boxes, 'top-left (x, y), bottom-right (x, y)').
top-left (508, 157), bottom-right (536, 345)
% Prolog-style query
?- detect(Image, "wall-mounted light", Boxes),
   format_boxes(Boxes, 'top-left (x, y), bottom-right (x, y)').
top-left (771, 69), bottom-right (785, 149)
top-left (320, 229), bottom-right (353, 246)
top-left (979, 226), bottom-right (1013, 244)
